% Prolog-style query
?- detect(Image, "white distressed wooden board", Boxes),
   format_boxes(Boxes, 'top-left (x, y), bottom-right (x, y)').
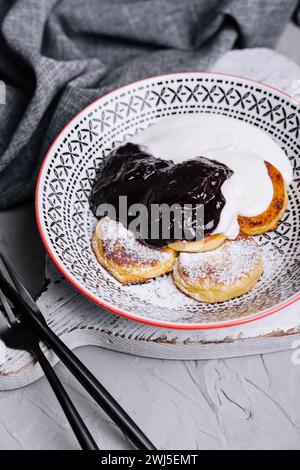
top-left (1, 48), bottom-right (300, 391)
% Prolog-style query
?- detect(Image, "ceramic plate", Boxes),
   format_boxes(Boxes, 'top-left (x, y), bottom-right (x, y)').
top-left (36, 72), bottom-right (300, 329)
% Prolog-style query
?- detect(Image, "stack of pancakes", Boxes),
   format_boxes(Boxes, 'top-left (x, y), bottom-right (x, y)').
top-left (92, 162), bottom-right (287, 303)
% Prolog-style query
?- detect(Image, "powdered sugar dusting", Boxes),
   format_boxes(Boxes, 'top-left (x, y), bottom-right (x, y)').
top-left (97, 236), bottom-right (287, 320)
top-left (100, 217), bottom-right (173, 264)
top-left (125, 274), bottom-right (195, 307)
top-left (179, 237), bottom-right (262, 285)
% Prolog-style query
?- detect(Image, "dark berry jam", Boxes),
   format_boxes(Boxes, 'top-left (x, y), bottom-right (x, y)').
top-left (89, 143), bottom-right (233, 248)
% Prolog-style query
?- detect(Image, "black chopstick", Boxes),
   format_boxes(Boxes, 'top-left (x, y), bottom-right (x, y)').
top-left (0, 269), bottom-right (156, 450)
top-left (32, 346), bottom-right (99, 450)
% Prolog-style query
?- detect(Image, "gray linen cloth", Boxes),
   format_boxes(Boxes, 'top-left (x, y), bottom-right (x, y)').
top-left (0, 0), bottom-right (299, 209)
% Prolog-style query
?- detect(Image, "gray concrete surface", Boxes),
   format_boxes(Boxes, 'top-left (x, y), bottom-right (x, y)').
top-left (0, 22), bottom-right (300, 450)
top-left (0, 202), bottom-right (44, 297)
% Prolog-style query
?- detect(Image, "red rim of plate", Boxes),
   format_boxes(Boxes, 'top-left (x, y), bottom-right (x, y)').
top-left (35, 71), bottom-right (300, 330)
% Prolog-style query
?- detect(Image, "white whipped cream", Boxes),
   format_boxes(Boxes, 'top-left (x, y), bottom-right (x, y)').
top-left (132, 115), bottom-right (293, 239)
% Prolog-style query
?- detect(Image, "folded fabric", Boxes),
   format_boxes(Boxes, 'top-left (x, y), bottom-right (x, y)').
top-left (0, 0), bottom-right (299, 208)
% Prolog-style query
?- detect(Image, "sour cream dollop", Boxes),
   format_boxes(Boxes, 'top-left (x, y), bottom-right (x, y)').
top-left (132, 115), bottom-right (293, 239)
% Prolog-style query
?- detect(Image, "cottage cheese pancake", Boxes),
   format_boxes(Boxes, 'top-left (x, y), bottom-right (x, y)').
top-left (92, 217), bottom-right (176, 284)
top-left (173, 236), bottom-right (263, 303)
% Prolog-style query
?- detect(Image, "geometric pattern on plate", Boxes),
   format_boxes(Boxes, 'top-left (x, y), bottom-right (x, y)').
top-left (36, 72), bottom-right (300, 327)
